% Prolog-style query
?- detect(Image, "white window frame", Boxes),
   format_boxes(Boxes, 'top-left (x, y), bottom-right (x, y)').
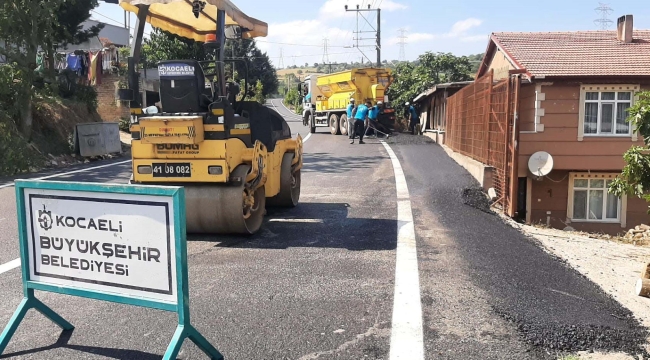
top-left (566, 172), bottom-right (627, 227)
top-left (578, 84), bottom-right (640, 141)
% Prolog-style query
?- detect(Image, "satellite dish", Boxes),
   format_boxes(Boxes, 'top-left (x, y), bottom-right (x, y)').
top-left (528, 151), bottom-right (554, 177)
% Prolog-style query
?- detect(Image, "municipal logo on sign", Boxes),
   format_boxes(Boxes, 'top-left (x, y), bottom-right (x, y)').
top-left (38, 205), bottom-right (53, 231)
top-left (158, 63), bottom-right (195, 77)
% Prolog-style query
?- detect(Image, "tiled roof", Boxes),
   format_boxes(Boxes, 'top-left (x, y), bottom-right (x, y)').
top-left (491, 30), bottom-right (650, 77)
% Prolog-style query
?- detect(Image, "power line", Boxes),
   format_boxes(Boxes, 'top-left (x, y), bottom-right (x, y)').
top-left (91, 10), bottom-right (151, 37)
top-left (256, 40), bottom-right (347, 48)
top-left (594, 2), bottom-right (614, 30)
top-left (397, 28), bottom-right (407, 61)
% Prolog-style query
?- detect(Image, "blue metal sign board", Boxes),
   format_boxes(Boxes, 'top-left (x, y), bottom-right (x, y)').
top-left (0, 180), bottom-right (222, 360)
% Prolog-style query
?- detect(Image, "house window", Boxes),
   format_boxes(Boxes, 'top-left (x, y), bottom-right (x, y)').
top-left (580, 85), bottom-right (639, 138)
top-left (570, 176), bottom-right (620, 222)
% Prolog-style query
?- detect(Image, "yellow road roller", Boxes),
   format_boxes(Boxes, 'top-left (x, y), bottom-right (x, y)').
top-left (119, 0), bottom-right (303, 235)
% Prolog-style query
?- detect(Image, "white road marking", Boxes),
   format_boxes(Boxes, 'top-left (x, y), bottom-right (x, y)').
top-left (0, 160), bottom-right (132, 189)
top-left (381, 140), bottom-right (425, 360)
top-left (268, 218), bottom-right (323, 223)
top-left (303, 133), bottom-right (312, 143)
top-left (0, 258), bottom-right (21, 275)
top-left (276, 99), bottom-right (302, 120)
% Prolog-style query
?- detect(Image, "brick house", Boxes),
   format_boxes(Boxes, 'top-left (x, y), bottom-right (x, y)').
top-left (449, 15), bottom-right (650, 235)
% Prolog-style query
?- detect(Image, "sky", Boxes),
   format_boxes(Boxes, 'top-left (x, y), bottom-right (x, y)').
top-left (93, 0), bottom-right (650, 68)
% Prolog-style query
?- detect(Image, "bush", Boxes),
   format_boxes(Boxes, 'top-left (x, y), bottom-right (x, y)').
top-left (0, 64), bottom-right (21, 119)
top-left (71, 84), bottom-right (98, 111)
top-left (284, 88), bottom-right (299, 107)
top-left (0, 119), bottom-right (43, 176)
top-left (119, 117), bottom-right (130, 132)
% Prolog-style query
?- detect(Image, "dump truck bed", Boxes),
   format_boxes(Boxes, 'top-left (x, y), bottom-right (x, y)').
top-left (315, 67), bottom-right (392, 112)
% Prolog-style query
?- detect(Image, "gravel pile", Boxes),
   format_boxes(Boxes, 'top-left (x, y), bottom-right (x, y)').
top-left (495, 308), bottom-right (649, 357)
top-left (382, 133), bottom-right (435, 146)
top-left (461, 187), bottom-right (494, 214)
top-left (625, 224), bottom-right (650, 241)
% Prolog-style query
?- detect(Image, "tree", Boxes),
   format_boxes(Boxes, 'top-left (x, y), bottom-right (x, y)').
top-left (46, 0), bottom-right (104, 79)
top-left (297, 69), bottom-right (303, 75)
top-left (51, 0), bottom-right (104, 48)
top-left (609, 91), bottom-right (650, 210)
top-left (0, 0), bottom-right (66, 137)
top-left (386, 52), bottom-right (473, 110)
top-left (141, 28), bottom-right (208, 69)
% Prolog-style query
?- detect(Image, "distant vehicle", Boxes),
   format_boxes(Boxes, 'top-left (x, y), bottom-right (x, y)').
top-left (299, 68), bottom-right (393, 135)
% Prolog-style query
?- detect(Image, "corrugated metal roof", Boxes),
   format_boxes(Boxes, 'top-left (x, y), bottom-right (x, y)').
top-left (413, 81), bottom-right (474, 103)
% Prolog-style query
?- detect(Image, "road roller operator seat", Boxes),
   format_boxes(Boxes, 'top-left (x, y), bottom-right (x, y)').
top-left (235, 101), bottom-right (292, 152)
top-left (158, 60), bottom-right (212, 113)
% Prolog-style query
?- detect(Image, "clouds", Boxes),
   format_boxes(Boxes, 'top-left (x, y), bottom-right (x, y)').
top-left (449, 18), bottom-right (483, 36)
top-left (259, 0), bottom-right (410, 66)
top-left (386, 18), bottom-right (485, 45)
top-left (257, 1), bottom-right (486, 66)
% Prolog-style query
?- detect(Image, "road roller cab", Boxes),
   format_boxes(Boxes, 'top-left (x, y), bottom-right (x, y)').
top-left (120, 0), bottom-right (303, 235)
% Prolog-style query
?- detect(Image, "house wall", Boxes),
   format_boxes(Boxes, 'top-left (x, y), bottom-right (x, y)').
top-left (96, 73), bottom-right (130, 122)
top-left (519, 84), bottom-right (536, 132)
top-left (487, 49), bottom-right (515, 80)
top-left (527, 170), bottom-right (650, 235)
top-left (517, 81), bottom-right (650, 177)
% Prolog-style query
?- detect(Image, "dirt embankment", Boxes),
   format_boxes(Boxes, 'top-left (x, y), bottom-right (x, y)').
top-left (0, 99), bottom-right (104, 177)
top-left (32, 100), bottom-right (102, 155)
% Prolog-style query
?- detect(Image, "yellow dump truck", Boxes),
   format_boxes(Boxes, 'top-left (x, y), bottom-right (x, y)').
top-left (300, 68), bottom-right (392, 135)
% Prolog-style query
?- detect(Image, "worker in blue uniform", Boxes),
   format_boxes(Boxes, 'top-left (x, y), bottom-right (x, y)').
top-left (346, 98), bottom-right (356, 139)
top-left (367, 101), bottom-right (381, 137)
top-left (406, 102), bottom-right (419, 134)
top-left (351, 100), bottom-right (371, 144)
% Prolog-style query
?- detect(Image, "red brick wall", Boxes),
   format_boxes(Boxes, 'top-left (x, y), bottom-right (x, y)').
top-left (96, 74), bottom-right (129, 122)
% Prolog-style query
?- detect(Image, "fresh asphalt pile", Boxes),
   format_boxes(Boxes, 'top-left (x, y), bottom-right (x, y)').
top-left (382, 133), bottom-right (435, 146)
top-left (461, 187), bottom-right (493, 214)
top-left (495, 308), bottom-right (649, 356)
top-left (393, 142), bottom-right (650, 358)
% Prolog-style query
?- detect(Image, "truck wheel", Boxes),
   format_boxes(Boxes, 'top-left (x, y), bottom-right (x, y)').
top-left (340, 114), bottom-right (349, 136)
top-left (329, 113), bottom-right (340, 135)
top-left (310, 114), bottom-right (316, 133)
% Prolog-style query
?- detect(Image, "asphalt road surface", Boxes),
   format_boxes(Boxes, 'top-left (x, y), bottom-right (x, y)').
top-left (0, 98), bottom-right (646, 359)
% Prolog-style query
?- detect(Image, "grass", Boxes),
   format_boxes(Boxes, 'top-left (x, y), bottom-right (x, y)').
top-left (558, 356), bottom-right (581, 360)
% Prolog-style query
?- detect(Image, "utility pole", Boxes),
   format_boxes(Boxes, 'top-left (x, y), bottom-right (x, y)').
top-left (278, 47), bottom-right (284, 69)
top-left (345, 3), bottom-right (381, 67)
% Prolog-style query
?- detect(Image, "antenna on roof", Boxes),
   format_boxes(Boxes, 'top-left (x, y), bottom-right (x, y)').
top-left (594, 2), bottom-right (614, 30)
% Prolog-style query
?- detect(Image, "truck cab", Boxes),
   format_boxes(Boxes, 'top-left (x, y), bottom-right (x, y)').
top-left (299, 75), bottom-right (321, 133)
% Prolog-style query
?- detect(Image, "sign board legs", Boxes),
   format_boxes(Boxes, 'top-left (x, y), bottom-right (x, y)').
top-left (164, 324), bottom-right (223, 360)
top-left (0, 289), bottom-right (74, 354)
